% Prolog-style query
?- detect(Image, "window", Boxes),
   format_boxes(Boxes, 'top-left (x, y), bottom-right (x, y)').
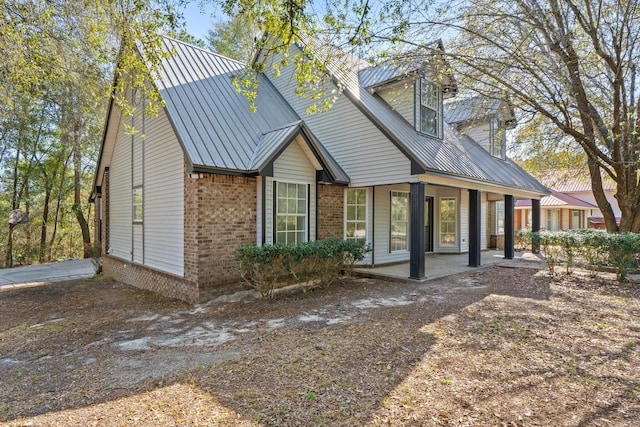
top-left (490, 119), bottom-right (506, 159)
top-left (439, 198), bottom-right (457, 247)
top-left (493, 200), bottom-right (505, 234)
top-left (390, 191), bottom-right (409, 252)
top-left (418, 79), bottom-right (441, 137)
top-left (345, 189), bottom-right (367, 242)
top-left (276, 182), bottom-right (307, 245)
top-left (133, 187), bottom-right (143, 222)
top-left (545, 209), bottom-right (559, 231)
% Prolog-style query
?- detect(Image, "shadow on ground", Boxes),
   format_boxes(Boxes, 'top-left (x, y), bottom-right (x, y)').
top-left (1, 266), bottom-right (637, 425)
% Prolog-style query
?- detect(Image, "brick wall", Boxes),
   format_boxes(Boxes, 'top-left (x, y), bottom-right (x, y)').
top-left (317, 184), bottom-right (344, 240)
top-left (103, 255), bottom-right (199, 303)
top-left (184, 173), bottom-right (257, 289)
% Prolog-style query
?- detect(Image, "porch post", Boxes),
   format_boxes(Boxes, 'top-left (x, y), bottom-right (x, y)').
top-left (531, 199), bottom-right (541, 254)
top-left (504, 194), bottom-right (515, 259)
top-left (468, 189), bottom-right (482, 267)
top-left (409, 182), bottom-right (426, 279)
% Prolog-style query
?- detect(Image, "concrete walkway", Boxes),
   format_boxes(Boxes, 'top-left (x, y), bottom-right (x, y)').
top-left (0, 259), bottom-right (96, 291)
top-left (354, 250), bottom-right (545, 283)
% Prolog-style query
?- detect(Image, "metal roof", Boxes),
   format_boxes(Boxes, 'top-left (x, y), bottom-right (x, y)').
top-left (154, 37), bottom-right (347, 182)
top-left (444, 96), bottom-right (503, 124)
top-left (297, 37), bottom-right (548, 195)
top-left (535, 169), bottom-right (616, 193)
top-left (359, 62), bottom-right (419, 88)
top-left (515, 191), bottom-right (596, 209)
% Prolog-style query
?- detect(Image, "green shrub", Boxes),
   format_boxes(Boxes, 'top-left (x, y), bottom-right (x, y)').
top-left (535, 229), bottom-right (640, 282)
top-left (515, 229), bottom-right (532, 251)
top-left (539, 231), bottom-right (563, 275)
top-left (606, 233), bottom-right (640, 282)
top-left (235, 239), bottom-right (367, 298)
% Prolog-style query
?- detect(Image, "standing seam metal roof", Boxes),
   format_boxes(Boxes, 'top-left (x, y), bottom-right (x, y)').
top-left (297, 36), bottom-right (548, 195)
top-left (154, 37), bottom-right (348, 183)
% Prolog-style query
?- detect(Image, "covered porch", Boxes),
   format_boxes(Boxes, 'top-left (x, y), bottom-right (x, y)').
top-left (354, 250), bottom-right (543, 283)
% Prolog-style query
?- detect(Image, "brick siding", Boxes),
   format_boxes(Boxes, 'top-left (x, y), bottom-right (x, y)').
top-left (184, 172), bottom-right (257, 290)
top-left (317, 184), bottom-right (344, 240)
top-left (103, 255), bottom-right (199, 303)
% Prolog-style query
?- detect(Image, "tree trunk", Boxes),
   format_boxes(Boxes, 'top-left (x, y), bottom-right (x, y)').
top-left (39, 188), bottom-right (51, 263)
top-left (72, 123), bottom-right (91, 258)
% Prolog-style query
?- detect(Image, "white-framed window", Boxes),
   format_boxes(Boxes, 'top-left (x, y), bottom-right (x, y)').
top-left (275, 181), bottom-right (307, 245)
top-left (490, 119), bottom-right (506, 159)
top-left (390, 191), bottom-right (409, 252)
top-left (417, 79), bottom-right (441, 138)
top-left (439, 197), bottom-right (457, 247)
top-left (345, 189), bottom-right (367, 242)
top-left (132, 187), bottom-right (143, 223)
top-left (545, 209), bottom-right (559, 231)
top-left (493, 200), bottom-right (505, 234)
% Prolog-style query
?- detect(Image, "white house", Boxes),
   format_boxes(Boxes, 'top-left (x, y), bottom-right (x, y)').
top-left (91, 37), bottom-right (548, 303)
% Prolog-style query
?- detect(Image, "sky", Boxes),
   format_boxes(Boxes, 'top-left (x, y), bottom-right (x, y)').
top-left (179, 2), bottom-right (224, 40)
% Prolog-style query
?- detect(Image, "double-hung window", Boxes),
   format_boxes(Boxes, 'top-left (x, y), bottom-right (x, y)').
top-left (439, 197), bottom-right (457, 247)
top-left (275, 182), bottom-right (307, 245)
top-left (418, 79), bottom-right (441, 137)
top-left (390, 191), bottom-right (409, 252)
top-left (490, 119), bottom-right (506, 159)
top-left (345, 189), bottom-right (367, 242)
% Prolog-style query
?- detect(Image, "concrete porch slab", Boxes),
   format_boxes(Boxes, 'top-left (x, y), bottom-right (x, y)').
top-left (353, 251), bottom-right (544, 283)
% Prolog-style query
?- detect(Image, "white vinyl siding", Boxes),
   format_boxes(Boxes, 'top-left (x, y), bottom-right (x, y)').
top-left (109, 119), bottom-right (132, 260)
top-left (264, 48), bottom-right (414, 187)
top-left (376, 84), bottom-right (415, 126)
top-left (265, 137), bottom-right (317, 245)
top-left (143, 107), bottom-right (184, 276)
top-left (462, 123), bottom-right (491, 153)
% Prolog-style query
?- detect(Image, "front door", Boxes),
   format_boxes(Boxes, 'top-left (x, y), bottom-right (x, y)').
top-left (425, 197), bottom-right (434, 252)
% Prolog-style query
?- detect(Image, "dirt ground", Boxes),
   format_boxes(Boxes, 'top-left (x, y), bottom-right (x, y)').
top-left (1, 265), bottom-right (639, 426)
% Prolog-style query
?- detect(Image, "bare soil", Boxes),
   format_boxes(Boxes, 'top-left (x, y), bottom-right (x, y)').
top-left (1, 266), bottom-right (639, 426)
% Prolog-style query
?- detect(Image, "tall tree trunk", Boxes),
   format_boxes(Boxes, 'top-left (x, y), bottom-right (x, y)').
top-left (72, 123), bottom-right (91, 258)
top-left (39, 188), bottom-right (51, 263)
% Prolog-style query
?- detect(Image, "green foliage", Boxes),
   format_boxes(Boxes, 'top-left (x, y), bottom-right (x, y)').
top-left (235, 238), bottom-right (367, 298)
top-left (206, 13), bottom-right (258, 63)
top-left (523, 229), bottom-right (640, 282)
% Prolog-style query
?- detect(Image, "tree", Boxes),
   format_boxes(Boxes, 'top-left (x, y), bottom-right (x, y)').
top-left (214, 0), bottom-right (640, 233)
top-left (206, 12), bottom-right (258, 63)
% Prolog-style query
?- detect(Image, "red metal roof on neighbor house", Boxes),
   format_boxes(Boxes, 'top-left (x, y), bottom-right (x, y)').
top-left (515, 191), bottom-right (597, 209)
top-left (535, 169), bottom-right (616, 193)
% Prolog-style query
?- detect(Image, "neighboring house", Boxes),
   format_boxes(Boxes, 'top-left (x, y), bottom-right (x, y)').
top-left (514, 170), bottom-right (619, 231)
top-left (91, 37), bottom-right (548, 303)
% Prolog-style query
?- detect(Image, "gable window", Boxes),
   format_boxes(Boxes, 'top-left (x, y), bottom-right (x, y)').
top-left (439, 197), bottom-right (457, 247)
top-left (345, 189), bottom-right (367, 242)
top-left (417, 79), bottom-right (441, 137)
top-left (132, 187), bottom-right (143, 222)
top-left (276, 182), bottom-right (307, 245)
top-left (390, 191), bottom-right (409, 252)
top-left (490, 119), bottom-right (506, 159)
